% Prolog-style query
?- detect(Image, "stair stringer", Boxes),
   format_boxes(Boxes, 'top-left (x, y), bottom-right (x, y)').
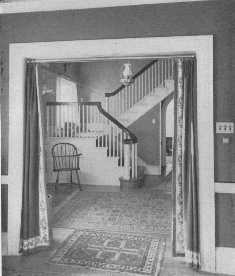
top-left (118, 80), bottom-right (174, 127)
top-left (46, 137), bottom-right (125, 187)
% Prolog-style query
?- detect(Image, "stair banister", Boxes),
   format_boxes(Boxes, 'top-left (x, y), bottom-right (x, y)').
top-left (105, 58), bottom-right (174, 120)
top-left (104, 60), bottom-right (156, 115)
top-left (46, 101), bottom-right (138, 180)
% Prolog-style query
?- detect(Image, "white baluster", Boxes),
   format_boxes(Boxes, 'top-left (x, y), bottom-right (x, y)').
top-left (122, 90), bottom-right (125, 114)
top-left (164, 59), bottom-right (166, 86)
top-left (53, 105), bottom-right (56, 137)
top-left (116, 95), bottom-right (118, 117)
top-left (115, 126), bottom-right (117, 157)
top-left (163, 60), bottom-right (165, 85)
top-left (63, 105), bottom-right (66, 137)
top-left (118, 92), bottom-right (120, 116)
top-left (71, 104), bottom-right (74, 137)
top-left (105, 97), bottom-right (109, 113)
top-left (120, 131), bottom-right (123, 166)
top-left (151, 62), bottom-right (154, 94)
top-left (108, 123), bottom-right (111, 157)
top-left (112, 124), bottom-right (115, 157)
top-left (142, 71), bottom-right (145, 99)
top-left (112, 96), bottom-right (115, 117)
top-left (157, 61), bottom-right (159, 87)
top-left (48, 105), bottom-right (50, 137)
top-left (134, 143), bottom-right (138, 178)
top-left (147, 68), bottom-right (150, 95)
top-left (69, 104), bottom-right (72, 137)
top-left (50, 105), bottom-right (52, 137)
top-left (92, 105), bottom-right (95, 134)
top-left (67, 104), bottom-right (70, 137)
top-left (105, 117), bottom-right (108, 148)
top-left (86, 105), bottom-right (88, 134)
top-left (137, 77), bottom-right (139, 101)
top-left (78, 104), bottom-right (81, 137)
top-left (66, 104), bottom-right (69, 137)
top-left (90, 105), bottom-right (94, 132)
top-left (131, 143), bottom-right (135, 178)
top-left (46, 106), bottom-right (49, 137)
top-left (168, 59), bottom-right (170, 80)
top-left (124, 88), bottom-right (126, 113)
top-left (62, 105), bottom-right (65, 137)
top-left (129, 85), bottom-right (132, 108)
top-left (81, 104), bottom-right (84, 134)
top-left (61, 105), bottom-right (64, 137)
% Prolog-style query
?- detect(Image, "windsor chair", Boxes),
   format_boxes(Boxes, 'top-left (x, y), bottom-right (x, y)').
top-left (51, 143), bottom-right (82, 191)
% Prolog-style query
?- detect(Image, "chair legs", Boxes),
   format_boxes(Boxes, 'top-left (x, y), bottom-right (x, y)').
top-left (75, 170), bottom-right (82, 191)
top-left (55, 171), bottom-right (60, 191)
top-left (55, 170), bottom-right (82, 191)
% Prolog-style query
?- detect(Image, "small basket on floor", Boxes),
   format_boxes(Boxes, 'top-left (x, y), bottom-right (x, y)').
top-left (51, 143), bottom-right (82, 191)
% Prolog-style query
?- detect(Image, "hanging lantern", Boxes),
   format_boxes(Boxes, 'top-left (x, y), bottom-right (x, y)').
top-left (120, 62), bottom-right (133, 86)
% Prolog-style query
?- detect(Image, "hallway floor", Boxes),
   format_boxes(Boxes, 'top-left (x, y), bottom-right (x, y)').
top-left (2, 175), bottom-right (228, 276)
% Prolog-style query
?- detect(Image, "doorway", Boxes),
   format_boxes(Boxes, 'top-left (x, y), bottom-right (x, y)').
top-left (7, 36), bottom-right (214, 273)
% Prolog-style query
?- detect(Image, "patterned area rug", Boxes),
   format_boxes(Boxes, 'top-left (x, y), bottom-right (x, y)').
top-left (49, 229), bottom-right (165, 275)
top-left (52, 190), bottom-right (171, 237)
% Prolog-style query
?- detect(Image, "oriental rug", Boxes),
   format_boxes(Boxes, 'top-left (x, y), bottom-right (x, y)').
top-left (49, 229), bottom-right (166, 275)
top-left (52, 190), bottom-right (171, 237)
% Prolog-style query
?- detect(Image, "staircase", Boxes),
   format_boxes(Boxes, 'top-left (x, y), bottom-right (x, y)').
top-left (105, 58), bottom-right (175, 176)
top-left (118, 81), bottom-right (174, 127)
top-left (46, 102), bottom-right (137, 186)
top-left (45, 58), bottom-right (175, 186)
top-left (105, 59), bottom-right (174, 127)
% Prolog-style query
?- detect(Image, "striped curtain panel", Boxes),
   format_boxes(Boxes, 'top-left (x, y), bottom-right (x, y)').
top-left (20, 62), bottom-right (50, 254)
top-left (172, 57), bottom-right (200, 268)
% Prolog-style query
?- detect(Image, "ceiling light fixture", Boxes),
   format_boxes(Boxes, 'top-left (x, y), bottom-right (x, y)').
top-left (120, 62), bottom-right (133, 86)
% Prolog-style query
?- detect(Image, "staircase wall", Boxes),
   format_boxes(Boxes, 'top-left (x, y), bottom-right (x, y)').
top-left (75, 59), bottom-right (152, 105)
top-left (129, 103), bottom-right (161, 166)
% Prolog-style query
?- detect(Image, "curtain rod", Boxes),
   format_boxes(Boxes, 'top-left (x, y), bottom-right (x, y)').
top-left (26, 54), bottom-right (196, 63)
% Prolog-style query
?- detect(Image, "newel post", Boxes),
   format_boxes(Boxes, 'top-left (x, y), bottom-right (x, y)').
top-left (123, 140), bottom-right (132, 180)
top-left (105, 96), bottom-right (109, 113)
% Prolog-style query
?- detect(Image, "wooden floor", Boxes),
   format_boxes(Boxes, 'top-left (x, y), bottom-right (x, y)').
top-left (2, 175), bottom-right (229, 276)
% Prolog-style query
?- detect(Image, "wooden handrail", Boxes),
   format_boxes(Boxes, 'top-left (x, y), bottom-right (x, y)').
top-left (105, 60), bottom-right (157, 97)
top-left (46, 101), bottom-right (138, 143)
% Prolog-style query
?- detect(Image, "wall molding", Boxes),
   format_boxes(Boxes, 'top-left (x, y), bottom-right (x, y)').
top-left (216, 247), bottom-right (235, 275)
top-left (8, 35), bottom-right (215, 272)
top-left (0, 0), bottom-right (211, 14)
top-left (215, 182), bottom-right (235, 194)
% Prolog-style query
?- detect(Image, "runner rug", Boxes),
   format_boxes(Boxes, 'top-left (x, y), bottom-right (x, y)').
top-left (49, 229), bottom-right (166, 275)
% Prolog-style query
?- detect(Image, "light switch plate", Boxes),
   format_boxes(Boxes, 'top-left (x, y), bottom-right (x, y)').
top-left (216, 122), bottom-right (234, 134)
top-left (222, 137), bottom-right (230, 144)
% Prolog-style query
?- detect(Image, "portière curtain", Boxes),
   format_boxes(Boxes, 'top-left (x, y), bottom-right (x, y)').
top-left (20, 61), bottom-right (50, 254)
top-left (173, 58), bottom-right (200, 267)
